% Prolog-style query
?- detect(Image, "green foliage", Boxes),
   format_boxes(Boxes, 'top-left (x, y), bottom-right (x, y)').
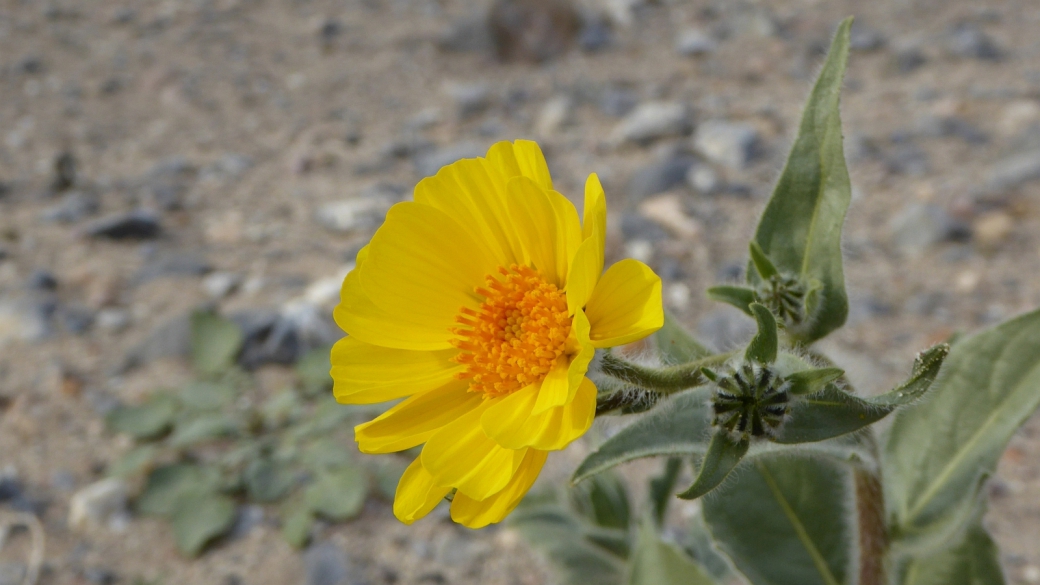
top-left (744, 304), bottom-right (778, 364)
top-left (703, 457), bottom-right (853, 585)
top-left (105, 312), bottom-right (398, 556)
top-left (676, 432), bottom-right (749, 500)
top-left (655, 312), bottom-right (712, 363)
top-left (647, 458), bottom-right (681, 527)
top-left (894, 515), bottom-right (1006, 585)
top-left (746, 18), bottom-right (853, 343)
top-left (883, 308), bottom-right (1040, 550)
top-left (628, 518), bottom-right (716, 585)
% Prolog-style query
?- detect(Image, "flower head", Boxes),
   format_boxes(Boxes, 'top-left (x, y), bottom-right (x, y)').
top-left (331, 140), bottom-right (663, 528)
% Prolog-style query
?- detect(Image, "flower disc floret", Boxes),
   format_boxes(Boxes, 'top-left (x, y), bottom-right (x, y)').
top-left (451, 265), bottom-right (572, 398)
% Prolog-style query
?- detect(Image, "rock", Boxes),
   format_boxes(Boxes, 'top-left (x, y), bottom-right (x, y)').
top-left (69, 478), bottom-right (128, 530)
top-left (914, 115), bottom-right (987, 145)
top-left (849, 22), bottom-right (886, 51)
top-left (121, 314), bottom-right (191, 371)
top-left (315, 197), bottom-right (394, 233)
top-left (50, 151), bottom-right (77, 193)
top-left (893, 47), bottom-right (927, 74)
top-left (998, 100), bottom-right (1040, 137)
top-left (84, 210), bottom-right (161, 240)
top-left (885, 143), bottom-right (929, 176)
top-left (201, 153), bottom-right (253, 183)
top-left (442, 82), bottom-right (491, 118)
top-left (40, 190), bottom-right (100, 223)
top-left (133, 253), bottom-right (212, 284)
top-left (686, 164), bottom-right (719, 194)
top-left (96, 308), bottom-right (131, 333)
top-left (304, 542), bottom-right (351, 585)
top-left (599, 86), bottom-right (637, 117)
top-left (201, 272), bottom-right (241, 299)
top-left (489, 0), bottom-right (580, 63)
top-left (623, 239), bottom-right (653, 263)
top-left (984, 150), bottom-right (1040, 194)
top-left (82, 568), bottom-right (119, 585)
top-left (438, 15), bottom-right (494, 54)
top-left (697, 307), bottom-right (755, 352)
top-left (627, 151), bottom-right (696, 200)
top-left (675, 28), bottom-right (716, 56)
top-left (534, 95), bottom-right (573, 138)
top-left (973, 210), bottom-right (1014, 250)
top-left (27, 269), bottom-right (58, 291)
top-left (665, 282), bottom-right (691, 312)
top-left (412, 142), bottom-right (484, 177)
top-left (141, 156), bottom-right (196, 210)
top-left (0, 299), bottom-right (51, 345)
top-left (620, 213), bottom-right (669, 242)
top-left (232, 302), bottom-right (338, 369)
top-left (578, 15), bottom-right (612, 51)
top-left (946, 22), bottom-right (1002, 61)
top-left (610, 102), bottom-right (691, 145)
top-left (638, 194), bottom-right (701, 240)
top-left (888, 203), bottom-right (970, 256)
top-left (693, 120), bottom-right (761, 170)
top-left (60, 304), bottom-right (94, 335)
top-left (228, 504), bottom-right (265, 540)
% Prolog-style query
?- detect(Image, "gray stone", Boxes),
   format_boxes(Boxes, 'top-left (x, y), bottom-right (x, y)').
top-left (697, 307), bottom-right (755, 352)
top-left (85, 210), bottom-right (161, 240)
top-left (121, 314), bottom-right (191, 371)
top-left (627, 152), bottom-right (696, 200)
top-left (82, 568), bottom-right (119, 585)
top-left (27, 270), bottom-right (58, 291)
top-left (849, 22), bottom-right (886, 51)
top-left (304, 542), bottom-right (350, 585)
top-left (202, 272), bottom-right (242, 299)
top-left (438, 14), bottom-right (494, 54)
top-left (60, 304), bottom-right (94, 335)
top-left (315, 197), bottom-right (394, 233)
top-left (599, 86), bottom-right (637, 118)
top-left (412, 142), bottom-right (484, 177)
top-left (228, 504), bottom-right (265, 540)
top-left (984, 150), bottom-right (1040, 193)
top-left (142, 156), bottom-right (196, 210)
top-left (693, 120), bottom-right (761, 169)
top-left (888, 203), bottom-right (970, 256)
top-left (620, 213), bottom-right (669, 242)
top-left (893, 47), bottom-right (926, 73)
top-left (133, 253), bottom-right (212, 284)
top-left (610, 102), bottom-right (691, 145)
top-left (675, 28), bottom-right (716, 56)
top-left (885, 143), bottom-right (929, 176)
top-left (95, 308), bottom-right (131, 333)
top-left (578, 16), bottom-right (612, 52)
top-left (946, 22), bottom-right (1002, 61)
top-left (686, 164), bottom-right (720, 194)
top-left (915, 115), bottom-right (987, 145)
top-left (0, 299), bottom-right (52, 344)
top-left (442, 82), bottom-right (492, 118)
top-left (69, 478), bottom-right (128, 530)
top-left (40, 190), bottom-right (100, 223)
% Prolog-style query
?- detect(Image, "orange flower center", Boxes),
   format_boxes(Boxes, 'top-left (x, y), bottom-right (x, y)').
top-left (450, 265), bottom-right (573, 398)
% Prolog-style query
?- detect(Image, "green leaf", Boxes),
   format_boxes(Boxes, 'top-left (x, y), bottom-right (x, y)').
top-left (570, 471), bottom-right (631, 531)
top-left (296, 345), bottom-right (333, 396)
top-left (105, 393), bottom-right (178, 440)
top-left (648, 458), bottom-right (682, 527)
top-left (748, 241), bottom-right (779, 279)
top-left (703, 457), bottom-right (852, 585)
top-left (686, 513), bottom-right (737, 583)
top-left (108, 445), bottom-right (159, 478)
top-left (574, 388), bottom-right (713, 484)
top-left (261, 389), bottom-right (303, 429)
top-left (748, 17), bottom-right (853, 343)
top-left (304, 465), bottom-right (369, 521)
top-left (137, 464), bottom-right (222, 517)
top-left (883, 308), bottom-right (1040, 543)
top-left (745, 304), bottom-right (778, 364)
top-left (870, 343), bottom-right (949, 407)
top-left (301, 438), bottom-right (354, 471)
top-left (178, 381), bottom-right (237, 411)
top-left (191, 310), bottom-right (244, 375)
top-left (170, 491), bottom-right (236, 556)
top-left (244, 459), bottom-right (296, 503)
top-left (509, 503), bottom-right (626, 585)
top-left (896, 518), bottom-right (1006, 585)
top-left (786, 368), bottom-right (844, 396)
top-left (677, 432), bottom-right (749, 500)
top-left (655, 311), bottom-right (712, 363)
top-left (281, 500), bottom-right (314, 549)
top-left (627, 517), bottom-right (716, 585)
top-left (706, 286), bottom-right (756, 316)
top-left (167, 413), bottom-right (239, 448)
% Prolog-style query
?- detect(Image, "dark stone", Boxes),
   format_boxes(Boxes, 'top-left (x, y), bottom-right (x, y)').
top-left (627, 153), bottom-right (697, 200)
top-left (437, 15), bottom-right (494, 54)
top-left (304, 542), bottom-right (350, 585)
top-left (893, 48), bottom-right (927, 73)
top-left (85, 210), bottom-right (161, 240)
top-left (17, 55), bottom-right (44, 75)
top-left (946, 22), bottom-right (1002, 61)
top-left (578, 15), bottom-right (612, 52)
top-left (232, 309), bottom-right (297, 368)
top-left (417, 573), bottom-right (447, 584)
top-left (319, 19), bottom-right (343, 42)
top-left (51, 152), bottom-right (77, 193)
top-left (27, 270), bottom-right (58, 291)
top-left (885, 143), bottom-right (929, 176)
top-left (82, 568), bottom-right (119, 585)
top-left (60, 305), bottom-right (95, 335)
top-left (849, 22), bottom-right (886, 51)
top-left (0, 477), bottom-right (22, 502)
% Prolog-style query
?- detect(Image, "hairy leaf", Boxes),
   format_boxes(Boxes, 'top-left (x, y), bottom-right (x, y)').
top-left (245, 458), bottom-right (296, 502)
top-left (281, 499), bottom-right (314, 549)
top-left (748, 18), bottom-right (853, 343)
top-left (677, 432), bottom-right (749, 500)
top-left (178, 381), bottom-right (237, 411)
top-left (706, 285), bottom-right (756, 316)
top-left (703, 457), bottom-right (852, 585)
top-left (628, 517), bottom-right (716, 585)
top-left (304, 465), bottom-right (369, 521)
top-left (171, 492), bottom-right (236, 556)
top-left (136, 464), bottom-right (222, 517)
top-left (571, 471), bottom-right (631, 531)
top-left (168, 413), bottom-right (239, 448)
top-left (509, 504), bottom-right (627, 585)
top-left (745, 304), bottom-right (778, 364)
top-left (191, 310), bottom-right (244, 375)
top-left (883, 309), bottom-right (1040, 544)
top-left (106, 393), bottom-right (178, 440)
top-left (896, 518), bottom-right (1006, 585)
top-left (648, 458), bottom-right (682, 527)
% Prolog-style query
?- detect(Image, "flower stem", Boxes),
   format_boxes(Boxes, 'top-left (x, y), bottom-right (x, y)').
top-left (599, 351), bottom-right (734, 394)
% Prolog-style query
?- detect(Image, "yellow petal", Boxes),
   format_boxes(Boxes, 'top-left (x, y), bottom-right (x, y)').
top-left (421, 401), bottom-right (527, 500)
top-left (582, 173), bottom-right (607, 247)
top-left (482, 376), bottom-right (596, 450)
top-left (532, 356), bottom-right (570, 414)
top-left (450, 449), bottom-right (548, 529)
top-left (585, 259), bottom-right (664, 348)
top-left (505, 177), bottom-right (566, 286)
top-left (394, 456), bottom-right (451, 525)
top-left (355, 379), bottom-right (482, 454)
top-left (486, 140), bottom-right (553, 192)
top-left (532, 309), bottom-right (594, 414)
top-left (414, 157), bottom-right (523, 266)
top-left (565, 237), bottom-right (602, 315)
top-left (334, 268), bottom-right (451, 351)
top-left (359, 202), bottom-right (499, 343)
top-left (548, 189), bottom-right (583, 282)
top-left (331, 337), bottom-right (463, 404)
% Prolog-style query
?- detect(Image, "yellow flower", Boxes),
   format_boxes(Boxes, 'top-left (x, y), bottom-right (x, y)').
top-left (331, 140), bottom-right (663, 528)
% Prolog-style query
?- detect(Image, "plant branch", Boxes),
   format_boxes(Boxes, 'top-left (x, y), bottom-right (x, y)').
top-left (600, 351), bottom-right (734, 394)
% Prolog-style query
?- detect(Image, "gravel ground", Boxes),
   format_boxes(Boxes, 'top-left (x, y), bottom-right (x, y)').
top-left (1, 0), bottom-right (1039, 583)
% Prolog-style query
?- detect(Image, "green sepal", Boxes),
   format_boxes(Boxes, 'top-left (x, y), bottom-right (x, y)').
top-left (745, 303), bottom-right (778, 364)
top-left (748, 17), bottom-right (853, 344)
top-left (706, 285), bottom-right (756, 316)
top-left (785, 368), bottom-right (845, 396)
top-left (656, 311), bottom-right (712, 363)
top-left (676, 432), bottom-right (750, 500)
top-left (748, 241), bottom-right (779, 279)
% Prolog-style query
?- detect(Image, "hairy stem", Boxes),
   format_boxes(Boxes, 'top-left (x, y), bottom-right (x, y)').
top-left (855, 429), bottom-right (888, 585)
top-left (600, 351), bottom-right (734, 393)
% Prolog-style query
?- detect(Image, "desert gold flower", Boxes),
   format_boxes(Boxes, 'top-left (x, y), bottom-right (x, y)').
top-left (331, 140), bottom-right (663, 528)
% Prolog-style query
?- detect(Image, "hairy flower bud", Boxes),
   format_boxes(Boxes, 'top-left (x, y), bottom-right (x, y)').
top-left (710, 362), bottom-right (791, 439)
